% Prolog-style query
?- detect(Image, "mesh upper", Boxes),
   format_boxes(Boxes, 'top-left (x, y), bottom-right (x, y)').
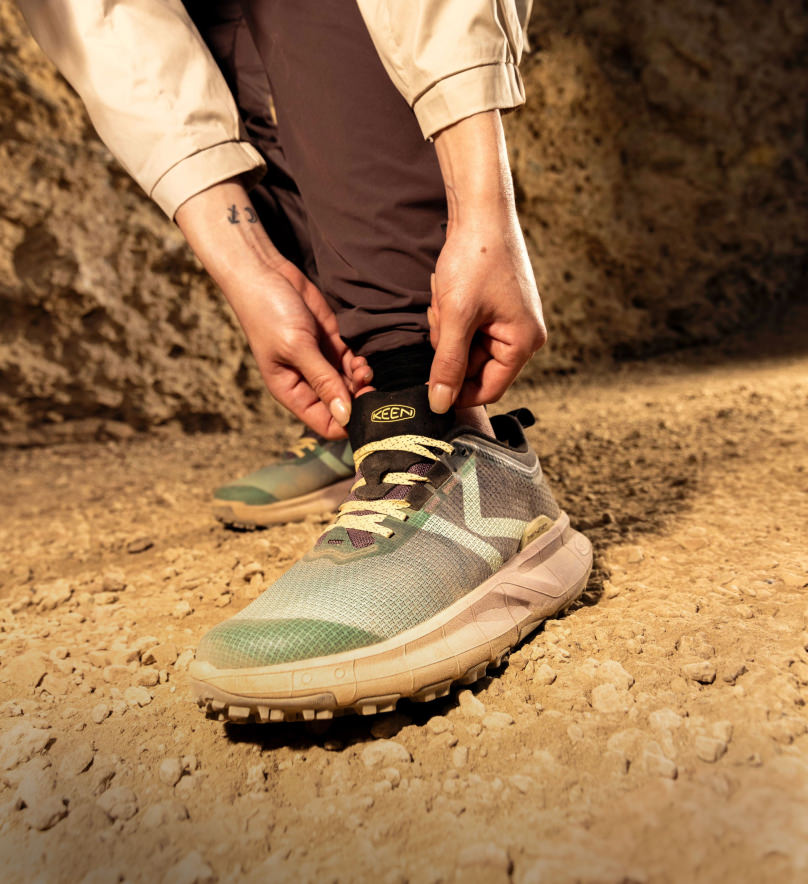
top-left (197, 434), bottom-right (560, 669)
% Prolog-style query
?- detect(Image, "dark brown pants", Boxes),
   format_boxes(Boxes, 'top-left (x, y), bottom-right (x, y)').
top-left (186, 0), bottom-right (447, 359)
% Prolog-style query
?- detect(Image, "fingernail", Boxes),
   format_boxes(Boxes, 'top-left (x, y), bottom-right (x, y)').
top-left (427, 306), bottom-right (435, 327)
top-left (330, 397), bottom-right (350, 427)
top-left (429, 383), bottom-right (453, 414)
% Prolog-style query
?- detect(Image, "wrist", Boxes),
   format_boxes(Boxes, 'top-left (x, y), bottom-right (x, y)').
top-left (433, 110), bottom-right (517, 225)
top-left (175, 177), bottom-right (285, 288)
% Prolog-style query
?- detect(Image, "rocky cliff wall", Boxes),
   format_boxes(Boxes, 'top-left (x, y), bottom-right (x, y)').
top-left (1, 0), bottom-right (806, 443)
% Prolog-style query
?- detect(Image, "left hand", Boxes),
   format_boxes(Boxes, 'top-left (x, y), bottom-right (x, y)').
top-left (427, 210), bottom-right (547, 413)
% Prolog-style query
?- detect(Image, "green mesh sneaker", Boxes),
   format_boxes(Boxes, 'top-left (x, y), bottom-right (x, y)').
top-left (211, 433), bottom-right (354, 528)
top-left (192, 386), bottom-right (592, 722)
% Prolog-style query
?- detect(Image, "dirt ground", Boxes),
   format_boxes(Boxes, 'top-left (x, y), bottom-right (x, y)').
top-left (0, 350), bottom-right (807, 884)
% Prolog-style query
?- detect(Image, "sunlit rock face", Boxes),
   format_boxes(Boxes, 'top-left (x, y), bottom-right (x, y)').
top-left (1, 0), bottom-right (805, 442)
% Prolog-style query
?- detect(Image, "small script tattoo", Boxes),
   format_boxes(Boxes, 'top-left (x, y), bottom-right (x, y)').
top-left (227, 205), bottom-right (258, 224)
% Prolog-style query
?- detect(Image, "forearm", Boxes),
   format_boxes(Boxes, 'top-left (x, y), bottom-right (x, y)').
top-left (175, 178), bottom-right (284, 300)
top-left (433, 110), bottom-right (518, 229)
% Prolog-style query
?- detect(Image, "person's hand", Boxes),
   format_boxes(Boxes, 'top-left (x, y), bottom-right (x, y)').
top-left (427, 211), bottom-right (546, 412)
top-left (175, 177), bottom-right (371, 438)
top-left (229, 258), bottom-right (372, 438)
top-left (429, 110), bottom-right (547, 413)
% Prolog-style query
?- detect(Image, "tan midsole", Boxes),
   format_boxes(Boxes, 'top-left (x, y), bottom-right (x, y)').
top-left (211, 477), bottom-right (353, 525)
top-left (191, 512), bottom-right (592, 706)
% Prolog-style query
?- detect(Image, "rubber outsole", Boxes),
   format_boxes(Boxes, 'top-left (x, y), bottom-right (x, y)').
top-left (191, 511), bottom-right (592, 723)
top-left (212, 477), bottom-right (354, 528)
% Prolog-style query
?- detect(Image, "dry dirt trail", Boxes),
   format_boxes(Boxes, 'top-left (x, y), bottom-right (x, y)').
top-left (0, 351), bottom-right (806, 884)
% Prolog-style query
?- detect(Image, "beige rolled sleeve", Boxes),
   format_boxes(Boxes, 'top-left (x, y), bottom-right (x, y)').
top-left (16, 0), bottom-right (266, 218)
top-left (356, 0), bottom-right (532, 139)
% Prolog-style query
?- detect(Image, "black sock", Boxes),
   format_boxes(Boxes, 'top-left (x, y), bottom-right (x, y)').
top-left (365, 342), bottom-right (433, 392)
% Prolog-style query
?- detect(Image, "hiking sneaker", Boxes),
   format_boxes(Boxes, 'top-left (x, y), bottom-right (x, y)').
top-left (192, 386), bottom-right (592, 722)
top-left (211, 433), bottom-right (354, 528)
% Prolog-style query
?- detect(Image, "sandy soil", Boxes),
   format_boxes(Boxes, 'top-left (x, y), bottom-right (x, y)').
top-left (0, 353), bottom-right (807, 884)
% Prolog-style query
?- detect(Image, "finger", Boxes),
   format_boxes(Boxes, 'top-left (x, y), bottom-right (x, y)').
top-left (456, 356), bottom-right (521, 409)
top-left (296, 343), bottom-right (354, 427)
top-left (465, 338), bottom-right (491, 380)
top-left (264, 364), bottom-right (347, 439)
top-left (428, 305), bottom-right (475, 414)
top-left (349, 354), bottom-right (374, 387)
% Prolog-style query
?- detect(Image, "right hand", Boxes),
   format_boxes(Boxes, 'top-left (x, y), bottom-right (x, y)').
top-left (227, 258), bottom-right (371, 438)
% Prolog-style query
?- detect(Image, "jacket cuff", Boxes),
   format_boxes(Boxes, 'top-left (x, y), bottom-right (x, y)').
top-left (413, 62), bottom-right (526, 141)
top-left (150, 141), bottom-right (267, 219)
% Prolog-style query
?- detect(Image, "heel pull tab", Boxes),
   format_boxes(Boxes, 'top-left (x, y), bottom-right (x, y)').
top-left (507, 408), bottom-right (536, 429)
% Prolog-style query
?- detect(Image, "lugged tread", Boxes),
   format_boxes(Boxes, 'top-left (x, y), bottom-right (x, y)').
top-left (193, 512), bottom-right (592, 724)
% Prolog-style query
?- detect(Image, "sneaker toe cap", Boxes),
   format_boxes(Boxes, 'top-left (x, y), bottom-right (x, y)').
top-left (213, 485), bottom-right (276, 505)
top-left (196, 617), bottom-right (383, 669)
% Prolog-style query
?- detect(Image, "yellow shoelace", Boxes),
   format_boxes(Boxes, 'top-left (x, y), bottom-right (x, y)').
top-left (324, 434), bottom-right (453, 538)
top-left (287, 436), bottom-right (318, 458)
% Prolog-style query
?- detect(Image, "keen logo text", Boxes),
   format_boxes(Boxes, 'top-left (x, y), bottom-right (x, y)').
top-left (370, 405), bottom-right (416, 423)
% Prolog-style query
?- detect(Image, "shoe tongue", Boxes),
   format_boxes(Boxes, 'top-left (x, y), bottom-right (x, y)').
top-left (348, 385), bottom-right (455, 451)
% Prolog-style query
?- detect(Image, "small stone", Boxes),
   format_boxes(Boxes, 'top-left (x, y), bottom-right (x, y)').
top-left (0, 723), bottom-right (52, 771)
top-left (649, 708), bottom-right (682, 731)
top-left (482, 712), bottom-right (514, 729)
top-left (712, 720), bottom-right (734, 743)
top-left (181, 755), bottom-right (199, 773)
top-left (174, 774), bottom-right (202, 802)
top-left (35, 579), bottom-right (73, 611)
top-left (141, 800), bottom-right (189, 829)
top-left (591, 683), bottom-right (633, 714)
top-left (158, 757), bottom-right (183, 787)
top-left (91, 703), bottom-right (111, 724)
top-left (457, 690), bottom-right (486, 717)
top-left (457, 843), bottom-right (512, 873)
top-left (789, 661), bottom-right (808, 686)
top-left (163, 851), bottom-right (215, 884)
top-left (142, 643), bottom-right (178, 668)
top-left (467, 722), bottom-right (483, 737)
top-left (102, 665), bottom-right (130, 684)
top-left (123, 686), bottom-right (152, 707)
top-left (102, 571), bottom-right (127, 593)
top-left (682, 661), bottom-right (716, 684)
top-left (97, 786), bottom-right (138, 821)
top-left (604, 750), bottom-right (630, 776)
top-left (2, 652), bottom-right (48, 691)
top-left (25, 796), bottom-right (69, 831)
top-left (432, 731), bottom-right (458, 750)
top-left (172, 601), bottom-right (193, 619)
top-left (451, 746), bottom-right (469, 769)
top-left (567, 724), bottom-right (585, 741)
top-left (58, 741), bottom-right (94, 777)
top-left (426, 716), bottom-right (452, 735)
top-left (696, 736), bottom-right (727, 763)
top-left (360, 740), bottom-right (412, 768)
top-left (241, 562), bottom-right (263, 582)
top-left (245, 763), bottom-right (267, 789)
top-left (534, 663), bottom-right (557, 686)
top-left (597, 660), bottom-right (635, 690)
top-left (382, 767), bottom-right (401, 787)
top-left (126, 537), bottom-right (154, 554)
top-left (93, 592), bottom-right (119, 606)
top-left (136, 668), bottom-right (160, 688)
top-left (509, 775), bottom-right (534, 794)
top-left (643, 746), bottom-right (678, 779)
top-left (175, 649), bottom-right (195, 670)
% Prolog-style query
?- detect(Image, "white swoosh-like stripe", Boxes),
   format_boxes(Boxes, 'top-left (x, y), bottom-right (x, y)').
top-left (419, 460), bottom-right (527, 568)
top-left (420, 514), bottom-right (504, 570)
top-left (459, 460), bottom-right (526, 540)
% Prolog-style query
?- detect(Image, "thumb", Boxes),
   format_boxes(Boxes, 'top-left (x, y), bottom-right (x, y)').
top-left (298, 342), bottom-right (353, 427)
top-left (428, 305), bottom-right (474, 414)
